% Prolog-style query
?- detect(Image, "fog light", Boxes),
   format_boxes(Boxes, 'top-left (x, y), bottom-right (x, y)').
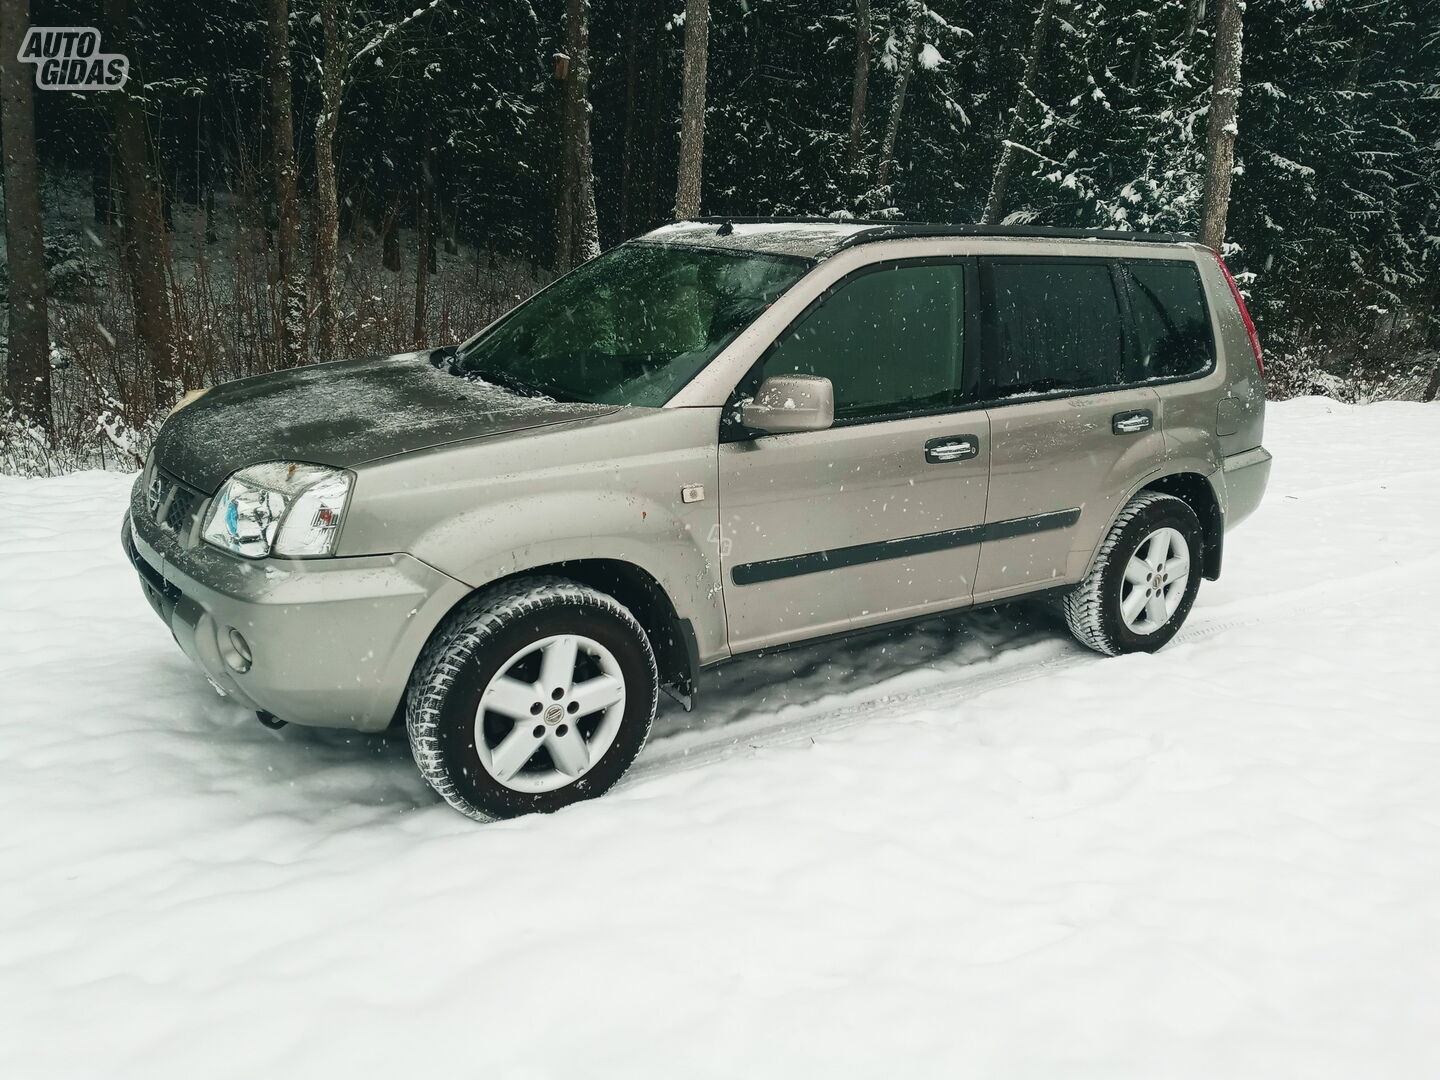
top-left (222, 627), bottom-right (253, 673)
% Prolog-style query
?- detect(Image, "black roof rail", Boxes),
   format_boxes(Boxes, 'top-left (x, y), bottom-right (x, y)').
top-left (694, 215), bottom-right (869, 225)
top-left (691, 216), bottom-right (1197, 247)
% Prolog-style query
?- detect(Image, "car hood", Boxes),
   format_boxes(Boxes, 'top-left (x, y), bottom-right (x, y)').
top-left (152, 350), bottom-right (619, 492)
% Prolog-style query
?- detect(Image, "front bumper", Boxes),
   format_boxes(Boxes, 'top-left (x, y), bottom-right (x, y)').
top-left (123, 480), bottom-right (470, 732)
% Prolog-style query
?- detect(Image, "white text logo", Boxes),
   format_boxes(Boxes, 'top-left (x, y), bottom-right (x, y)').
top-left (18, 27), bottom-right (129, 91)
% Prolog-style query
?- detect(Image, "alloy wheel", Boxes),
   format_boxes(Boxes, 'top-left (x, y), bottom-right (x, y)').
top-left (1119, 527), bottom-right (1191, 635)
top-left (474, 633), bottom-right (627, 793)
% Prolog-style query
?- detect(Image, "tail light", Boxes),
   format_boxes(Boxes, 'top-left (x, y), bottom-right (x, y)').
top-left (1212, 250), bottom-right (1264, 376)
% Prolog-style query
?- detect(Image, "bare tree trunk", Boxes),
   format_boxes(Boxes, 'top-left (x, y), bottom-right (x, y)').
top-left (576, 106), bottom-right (599, 266)
top-left (381, 197), bottom-right (402, 272)
top-left (554, 0), bottom-right (599, 270)
top-left (200, 113), bottom-right (218, 244)
top-left (414, 151), bottom-right (433, 346)
top-left (673, 0), bottom-right (709, 220)
top-left (981, 0), bottom-right (1056, 224)
top-left (618, 0), bottom-right (642, 236)
top-left (313, 0), bottom-right (345, 362)
top-left (91, 150), bottom-right (112, 228)
top-left (639, 2), bottom-right (667, 231)
top-left (267, 0), bottom-right (306, 367)
top-left (873, 9), bottom-right (919, 191)
top-left (554, 61), bottom-right (577, 274)
top-left (846, 0), bottom-right (872, 175)
top-left (1184, 0), bottom-right (1206, 45)
top-left (1, 0), bottom-right (51, 432)
top-left (1199, 0), bottom-right (1244, 251)
top-left (1126, 22), bottom-right (1155, 91)
top-left (443, 209), bottom-right (459, 255)
top-left (105, 0), bottom-right (177, 396)
top-left (1422, 363), bottom-right (1440, 403)
top-left (439, 159), bottom-right (459, 256)
top-left (308, 0), bottom-right (442, 354)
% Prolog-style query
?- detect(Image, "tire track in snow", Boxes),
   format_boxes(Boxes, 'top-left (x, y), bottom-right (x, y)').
top-left (628, 554), bottom-right (1440, 784)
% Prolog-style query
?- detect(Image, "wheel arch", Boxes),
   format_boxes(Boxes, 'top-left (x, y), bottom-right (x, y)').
top-left (541, 559), bottom-right (700, 706)
top-left (1138, 471), bottom-right (1223, 580)
top-left (409, 559), bottom-right (700, 715)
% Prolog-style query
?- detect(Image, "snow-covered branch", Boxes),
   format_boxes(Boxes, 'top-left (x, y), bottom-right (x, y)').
top-left (350, 0), bottom-right (446, 69)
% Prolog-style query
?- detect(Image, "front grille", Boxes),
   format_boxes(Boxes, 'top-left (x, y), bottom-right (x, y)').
top-left (163, 485), bottom-right (201, 534)
top-left (149, 470), bottom-right (206, 544)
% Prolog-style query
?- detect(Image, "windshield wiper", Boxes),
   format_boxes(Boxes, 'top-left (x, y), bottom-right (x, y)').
top-left (465, 366), bottom-right (557, 401)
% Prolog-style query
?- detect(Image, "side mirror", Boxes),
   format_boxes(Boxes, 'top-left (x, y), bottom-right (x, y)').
top-left (739, 375), bottom-right (835, 436)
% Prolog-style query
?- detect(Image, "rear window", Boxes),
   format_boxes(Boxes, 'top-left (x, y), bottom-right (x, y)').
top-left (986, 260), bottom-right (1127, 396)
top-left (1125, 260), bottom-right (1214, 380)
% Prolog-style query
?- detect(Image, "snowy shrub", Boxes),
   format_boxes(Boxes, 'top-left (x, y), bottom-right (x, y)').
top-left (0, 234), bottom-right (102, 304)
top-left (1, 197), bottom-right (553, 475)
top-left (1266, 347), bottom-right (1440, 404)
top-left (44, 235), bottom-right (104, 298)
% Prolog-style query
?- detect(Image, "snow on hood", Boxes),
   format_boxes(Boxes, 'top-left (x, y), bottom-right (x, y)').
top-left (151, 350), bottom-right (617, 492)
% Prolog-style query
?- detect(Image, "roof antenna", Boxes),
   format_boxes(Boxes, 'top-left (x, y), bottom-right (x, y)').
top-left (716, 220), bottom-right (734, 236)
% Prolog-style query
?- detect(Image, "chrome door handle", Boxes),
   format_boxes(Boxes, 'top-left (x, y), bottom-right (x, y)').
top-left (924, 435), bottom-right (980, 463)
top-left (1112, 410), bottom-right (1153, 435)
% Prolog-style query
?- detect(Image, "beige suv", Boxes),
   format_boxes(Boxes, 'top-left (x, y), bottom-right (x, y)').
top-left (124, 220), bottom-right (1271, 820)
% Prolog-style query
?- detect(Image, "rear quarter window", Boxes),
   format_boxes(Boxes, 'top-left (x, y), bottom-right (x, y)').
top-left (1124, 260), bottom-right (1215, 380)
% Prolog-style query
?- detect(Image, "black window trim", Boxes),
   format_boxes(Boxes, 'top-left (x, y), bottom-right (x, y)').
top-left (974, 255), bottom-right (1217, 412)
top-left (721, 255), bottom-right (982, 443)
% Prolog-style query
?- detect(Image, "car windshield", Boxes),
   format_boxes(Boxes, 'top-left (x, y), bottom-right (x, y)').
top-left (452, 243), bottom-right (810, 406)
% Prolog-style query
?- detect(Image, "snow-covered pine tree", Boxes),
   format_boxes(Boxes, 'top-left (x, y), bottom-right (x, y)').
top-left (1232, 0), bottom-right (1439, 365)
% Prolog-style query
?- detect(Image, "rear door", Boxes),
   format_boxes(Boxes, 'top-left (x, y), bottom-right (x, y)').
top-left (718, 259), bottom-right (990, 652)
top-left (1125, 256), bottom-right (1229, 459)
top-left (973, 257), bottom-right (1165, 602)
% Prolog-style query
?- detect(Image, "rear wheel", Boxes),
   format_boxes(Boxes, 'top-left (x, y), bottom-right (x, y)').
top-left (1063, 492), bottom-right (1203, 656)
top-left (407, 577), bottom-right (658, 820)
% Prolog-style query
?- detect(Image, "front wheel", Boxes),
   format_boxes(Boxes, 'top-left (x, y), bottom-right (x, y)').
top-left (407, 578), bottom-right (658, 820)
top-left (1063, 492), bottom-right (1203, 656)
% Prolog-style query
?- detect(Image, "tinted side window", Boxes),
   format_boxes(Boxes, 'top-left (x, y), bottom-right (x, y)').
top-left (1126, 261), bottom-right (1215, 379)
top-left (761, 262), bottom-right (965, 422)
top-left (986, 261), bottom-right (1127, 396)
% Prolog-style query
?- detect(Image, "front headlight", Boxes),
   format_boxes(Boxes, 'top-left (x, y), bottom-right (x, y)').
top-left (201, 462), bottom-right (353, 559)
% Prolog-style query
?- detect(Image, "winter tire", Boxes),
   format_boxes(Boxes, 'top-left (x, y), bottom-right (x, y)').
top-left (406, 577), bottom-right (658, 820)
top-left (1063, 491), bottom-right (1203, 656)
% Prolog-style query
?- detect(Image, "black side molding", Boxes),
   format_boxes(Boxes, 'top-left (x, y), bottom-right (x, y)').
top-left (731, 508), bottom-right (1081, 586)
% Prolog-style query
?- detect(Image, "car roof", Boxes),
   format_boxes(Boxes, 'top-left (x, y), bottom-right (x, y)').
top-left (636, 217), bottom-right (1199, 261)
top-left (635, 220), bottom-right (875, 259)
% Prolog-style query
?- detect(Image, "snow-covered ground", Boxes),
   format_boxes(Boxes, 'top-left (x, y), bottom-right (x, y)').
top-left (3, 397), bottom-right (1438, 1078)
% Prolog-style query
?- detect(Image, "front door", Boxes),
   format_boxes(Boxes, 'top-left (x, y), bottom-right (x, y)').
top-left (973, 257), bottom-right (1165, 601)
top-left (718, 259), bottom-right (990, 653)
